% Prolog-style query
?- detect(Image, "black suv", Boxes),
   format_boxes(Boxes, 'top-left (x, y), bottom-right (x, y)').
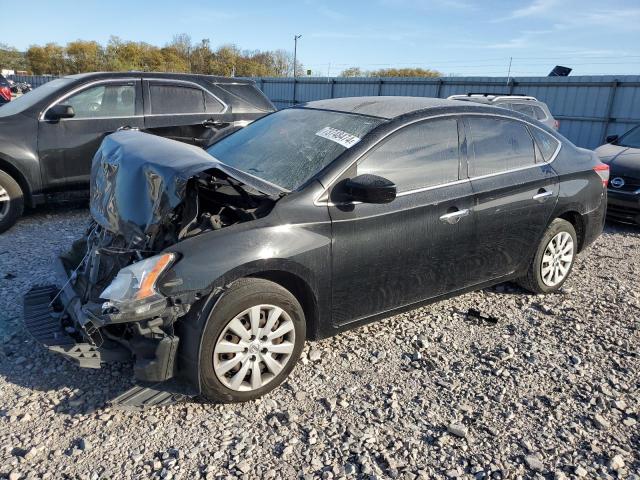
top-left (25, 97), bottom-right (608, 405)
top-left (0, 72), bottom-right (275, 232)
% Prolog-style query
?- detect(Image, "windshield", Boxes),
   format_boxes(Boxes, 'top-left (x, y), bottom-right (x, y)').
top-left (0, 78), bottom-right (73, 117)
top-left (618, 125), bottom-right (640, 148)
top-left (207, 108), bottom-right (385, 190)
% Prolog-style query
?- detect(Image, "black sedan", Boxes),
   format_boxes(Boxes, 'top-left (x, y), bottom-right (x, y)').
top-left (0, 72), bottom-right (275, 233)
top-left (24, 97), bottom-right (608, 405)
top-left (595, 125), bottom-right (640, 225)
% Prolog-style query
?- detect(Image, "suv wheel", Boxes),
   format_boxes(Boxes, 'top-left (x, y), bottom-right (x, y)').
top-left (518, 218), bottom-right (577, 294)
top-left (198, 278), bottom-right (306, 403)
top-left (0, 169), bottom-right (24, 234)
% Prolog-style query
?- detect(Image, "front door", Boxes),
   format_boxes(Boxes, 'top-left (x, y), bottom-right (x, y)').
top-left (463, 115), bottom-right (559, 282)
top-left (38, 79), bottom-right (143, 190)
top-left (329, 117), bottom-right (477, 326)
top-left (142, 79), bottom-right (233, 148)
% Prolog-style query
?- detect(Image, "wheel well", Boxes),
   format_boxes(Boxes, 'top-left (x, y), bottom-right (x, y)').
top-left (558, 211), bottom-right (585, 252)
top-left (248, 270), bottom-right (319, 339)
top-left (0, 157), bottom-right (33, 206)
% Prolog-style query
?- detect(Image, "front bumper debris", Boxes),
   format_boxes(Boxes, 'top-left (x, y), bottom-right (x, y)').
top-left (23, 260), bottom-right (196, 408)
top-left (23, 284), bottom-right (130, 368)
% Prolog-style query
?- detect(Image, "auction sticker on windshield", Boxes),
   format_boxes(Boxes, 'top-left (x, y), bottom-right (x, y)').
top-left (315, 127), bottom-right (361, 148)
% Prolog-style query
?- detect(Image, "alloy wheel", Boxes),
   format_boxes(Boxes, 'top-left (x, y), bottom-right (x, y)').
top-left (0, 184), bottom-right (9, 220)
top-left (213, 304), bottom-right (296, 392)
top-left (541, 231), bottom-right (574, 287)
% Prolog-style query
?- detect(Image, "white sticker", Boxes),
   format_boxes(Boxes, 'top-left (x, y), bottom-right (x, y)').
top-left (315, 127), bottom-right (361, 148)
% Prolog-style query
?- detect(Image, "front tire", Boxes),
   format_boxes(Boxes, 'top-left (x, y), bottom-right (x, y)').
top-left (199, 278), bottom-right (306, 403)
top-left (518, 218), bottom-right (577, 294)
top-left (0, 169), bottom-right (24, 234)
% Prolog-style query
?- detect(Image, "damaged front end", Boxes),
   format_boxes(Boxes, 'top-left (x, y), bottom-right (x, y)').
top-left (24, 131), bottom-right (280, 403)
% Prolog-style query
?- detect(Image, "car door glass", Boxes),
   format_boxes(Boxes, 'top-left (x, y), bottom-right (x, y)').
top-left (150, 85), bottom-right (207, 114)
top-left (530, 127), bottom-right (560, 161)
top-left (63, 84), bottom-right (136, 118)
top-left (467, 117), bottom-right (535, 176)
top-left (357, 118), bottom-right (460, 192)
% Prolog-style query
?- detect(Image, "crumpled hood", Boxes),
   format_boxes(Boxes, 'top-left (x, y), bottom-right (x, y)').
top-left (90, 131), bottom-right (221, 245)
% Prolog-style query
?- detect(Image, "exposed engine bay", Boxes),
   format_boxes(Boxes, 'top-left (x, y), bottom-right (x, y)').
top-left (24, 131), bottom-right (280, 394)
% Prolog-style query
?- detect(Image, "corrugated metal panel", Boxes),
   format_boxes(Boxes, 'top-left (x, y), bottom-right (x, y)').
top-left (11, 74), bottom-right (640, 149)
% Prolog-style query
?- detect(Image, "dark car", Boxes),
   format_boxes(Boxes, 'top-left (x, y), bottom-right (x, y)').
top-left (24, 97), bottom-right (607, 405)
top-left (594, 125), bottom-right (640, 225)
top-left (0, 72), bottom-right (275, 233)
top-left (0, 74), bottom-right (11, 105)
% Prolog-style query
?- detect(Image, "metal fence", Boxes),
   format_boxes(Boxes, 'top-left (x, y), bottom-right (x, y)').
top-left (9, 74), bottom-right (640, 150)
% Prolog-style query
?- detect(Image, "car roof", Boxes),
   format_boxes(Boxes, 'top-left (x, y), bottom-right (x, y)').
top-left (61, 71), bottom-right (256, 85)
top-left (300, 96), bottom-right (469, 119)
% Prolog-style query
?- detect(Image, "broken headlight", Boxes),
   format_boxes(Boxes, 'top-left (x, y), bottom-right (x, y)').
top-left (100, 253), bottom-right (175, 314)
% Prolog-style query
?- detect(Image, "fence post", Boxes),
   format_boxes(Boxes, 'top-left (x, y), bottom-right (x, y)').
top-left (260, 78), bottom-right (264, 92)
top-left (330, 78), bottom-right (335, 99)
top-left (377, 78), bottom-right (383, 96)
top-left (292, 77), bottom-right (297, 105)
top-left (601, 79), bottom-right (619, 143)
top-left (435, 78), bottom-right (443, 98)
top-left (508, 78), bottom-right (516, 94)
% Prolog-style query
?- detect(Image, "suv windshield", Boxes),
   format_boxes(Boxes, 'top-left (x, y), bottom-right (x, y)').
top-left (207, 108), bottom-right (385, 190)
top-left (618, 125), bottom-right (640, 149)
top-left (0, 78), bottom-right (73, 117)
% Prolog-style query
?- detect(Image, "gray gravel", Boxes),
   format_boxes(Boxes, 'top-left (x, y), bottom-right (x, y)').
top-left (1, 206), bottom-right (639, 479)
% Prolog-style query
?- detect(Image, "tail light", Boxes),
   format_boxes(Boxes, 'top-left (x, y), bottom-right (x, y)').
top-left (0, 87), bottom-right (11, 102)
top-left (593, 163), bottom-right (610, 188)
top-left (553, 119), bottom-right (560, 130)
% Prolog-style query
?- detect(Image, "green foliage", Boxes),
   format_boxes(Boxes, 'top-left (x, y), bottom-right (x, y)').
top-left (340, 66), bottom-right (441, 78)
top-left (0, 43), bottom-right (28, 71)
top-left (11, 34), bottom-right (305, 77)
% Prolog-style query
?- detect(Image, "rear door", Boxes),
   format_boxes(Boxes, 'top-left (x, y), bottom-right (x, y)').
top-left (38, 79), bottom-right (143, 189)
top-left (464, 115), bottom-right (559, 283)
top-left (329, 117), bottom-right (477, 326)
top-left (142, 79), bottom-right (232, 148)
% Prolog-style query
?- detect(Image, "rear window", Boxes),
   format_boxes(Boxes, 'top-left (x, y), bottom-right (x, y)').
top-left (618, 125), bottom-right (640, 149)
top-left (467, 117), bottom-right (535, 176)
top-left (219, 83), bottom-right (274, 112)
top-left (532, 105), bottom-right (547, 120)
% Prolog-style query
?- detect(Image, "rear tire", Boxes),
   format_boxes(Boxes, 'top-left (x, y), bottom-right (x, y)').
top-left (0, 169), bottom-right (24, 234)
top-left (518, 218), bottom-right (577, 294)
top-left (198, 278), bottom-right (306, 403)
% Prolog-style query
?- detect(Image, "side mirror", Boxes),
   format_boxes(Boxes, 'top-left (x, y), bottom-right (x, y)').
top-left (606, 134), bottom-right (619, 144)
top-left (45, 104), bottom-right (75, 120)
top-left (344, 174), bottom-right (396, 204)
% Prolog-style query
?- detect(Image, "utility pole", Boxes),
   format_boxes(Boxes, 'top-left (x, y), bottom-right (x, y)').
top-left (293, 34), bottom-right (302, 77)
top-left (506, 56), bottom-right (512, 86)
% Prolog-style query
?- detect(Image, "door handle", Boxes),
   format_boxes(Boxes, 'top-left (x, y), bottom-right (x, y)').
top-left (532, 190), bottom-right (554, 201)
top-left (439, 208), bottom-right (470, 225)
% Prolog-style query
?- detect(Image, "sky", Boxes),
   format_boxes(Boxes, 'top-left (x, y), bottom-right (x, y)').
top-left (2, 0), bottom-right (640, 77)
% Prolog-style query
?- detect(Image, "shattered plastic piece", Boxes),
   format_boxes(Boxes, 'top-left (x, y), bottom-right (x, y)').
top-left (466, 308), bottom-right (499, 325)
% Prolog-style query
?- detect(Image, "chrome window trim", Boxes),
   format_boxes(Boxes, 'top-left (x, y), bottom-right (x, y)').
top-left (39, 78), bottom-right (140, 121)
top-left (146, 78), bottom-right (228, 115)
top-left (313, 111), bottom-right (562, 207)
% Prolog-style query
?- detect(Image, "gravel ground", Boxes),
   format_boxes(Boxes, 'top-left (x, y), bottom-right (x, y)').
top-left (0, 205), bottom-right (638, 480)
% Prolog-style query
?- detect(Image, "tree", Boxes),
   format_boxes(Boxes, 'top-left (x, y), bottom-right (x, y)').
top-left (66, 40), bottom-right (103, 73)
top-left (340, 67), bottom-right (365, 77)
top-left (369, 67), bottom-right (440, 77)
top-left (26, 43), bottom-right (66, 74)
top-left (0, 43), bottom-right (28, 71)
